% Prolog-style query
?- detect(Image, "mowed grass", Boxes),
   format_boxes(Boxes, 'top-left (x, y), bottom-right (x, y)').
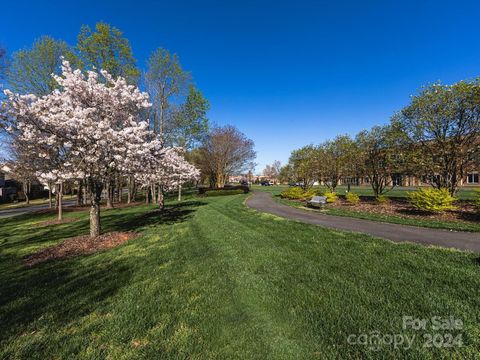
top-left (254, 185), bottom-right (480, 232)
top-left (252, 184), bottom-right (479, 200)
top-left (1, 193), bottom-right (480, 359)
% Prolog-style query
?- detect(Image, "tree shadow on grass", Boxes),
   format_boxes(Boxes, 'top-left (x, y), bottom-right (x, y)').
top-left (0, 200), bottom-right (206, 254)
top-left (0, 256), bottom-right (134, 348)
top-left (101, 200), bottom-right (207, 232)
top-left (0, 199), bottom-right (206, 351)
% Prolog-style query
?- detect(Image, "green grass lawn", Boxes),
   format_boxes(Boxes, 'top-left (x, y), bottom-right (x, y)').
top-left (254, 185), bottom-right (480, 232)
top-left (252, 184), bottom-right (479, 201)
top-left (1, 193), bottom-right (479, 359)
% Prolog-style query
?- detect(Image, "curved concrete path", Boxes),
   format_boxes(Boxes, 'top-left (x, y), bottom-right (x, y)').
top-left (246, 191), bottom-right (480, 252)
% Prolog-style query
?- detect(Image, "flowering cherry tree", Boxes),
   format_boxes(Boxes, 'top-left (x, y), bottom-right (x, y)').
top-left (2, 59), bottom-right (198, 237)
top-left (134, 146), bottom-right (200, 209)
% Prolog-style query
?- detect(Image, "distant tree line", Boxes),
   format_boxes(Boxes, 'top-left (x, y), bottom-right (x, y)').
top-left (281, 80), bottom-right (480, 196)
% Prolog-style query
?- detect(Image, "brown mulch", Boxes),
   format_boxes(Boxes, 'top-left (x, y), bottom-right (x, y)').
top-left (327, 198), bottom-right (479, 223)
top-left (35, 217), bottom-right (78, 228)
top-left (24, 231), bottom-right (138, 267)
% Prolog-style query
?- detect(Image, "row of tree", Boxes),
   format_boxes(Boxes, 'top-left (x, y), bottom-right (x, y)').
top-left (0, 23), bottom-right (210, 155)
top-left (0, 23), bottom-right (257, 236)
top-left (0, 23), bottom-right (209, 202)
top-left (1, 59), bottom-right (199, 237)
top-left (280, 80), bottom-right (480, 196)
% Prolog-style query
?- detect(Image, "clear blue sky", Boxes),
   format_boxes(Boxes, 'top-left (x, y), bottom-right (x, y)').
top-left (2, 0), bottom-right (480, 173)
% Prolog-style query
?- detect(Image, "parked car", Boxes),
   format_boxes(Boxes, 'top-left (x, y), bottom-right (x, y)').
top-left (288, 182), bottom-right (304, 187)
top-left (261, 181), bottom-right (272, 186)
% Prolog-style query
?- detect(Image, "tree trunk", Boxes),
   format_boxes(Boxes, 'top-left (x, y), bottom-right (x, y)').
top-left (48, 184), bottom-right (52, 209)
top-left (132, 181), bottom-right (137, 202)
top-left (90, 181), bottom-right (102, 238)
top-left (178, 185), bottom-right (182, 201)
top-left (158, 185), bottom-right (165, 210)
top-left (23, 182), bottom-right (30, 205)
top-left (151, 184), bottom-right (157, 204)
top-left (76, 181), bottom-right (82, 206)
top-left (106, 181), bottom-right (114, 208)
top-left (57, 182), bottom-right (63, 221)
top-left (145, 187), bottom-right (150, 204)
top-left (115, 175), bottom-right (121, 203)
top-left (127, 176), bottom-right (132, 204)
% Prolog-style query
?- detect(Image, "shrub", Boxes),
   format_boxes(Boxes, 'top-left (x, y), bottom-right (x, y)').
top-left (205, 189), bottom-right (244, 197)
top-left (345, 192), bottom-right (360, 205)
top-left (324, 191), bottom-right (337, 203)
top-left (280, 187), bottom-right (305, 200)
top-left (302, 188), bottom-right (318, 200)
top-left (408, 188), bottom-right (457, 213)
top-left (376, 195), bottom-right (390, 204)
top-left (474, 190), bottom-right (480, 213)
top-left (198, 185), bottom-right (249, 195)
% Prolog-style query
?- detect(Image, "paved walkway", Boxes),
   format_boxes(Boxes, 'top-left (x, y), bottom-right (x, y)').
top-left (0, 200), bottom-right (76, 219)
top-left (246, 191), bottom-right (480, 252)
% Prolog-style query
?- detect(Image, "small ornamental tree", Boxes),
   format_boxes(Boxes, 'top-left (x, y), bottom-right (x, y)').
top-left (3, 59), bottom-right (154, 237)
top-left (134, 146), bottom-right (199, 209)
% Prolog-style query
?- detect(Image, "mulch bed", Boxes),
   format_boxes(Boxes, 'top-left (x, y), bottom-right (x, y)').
top-left (327, 198), bottom-right (479, 223)
top-left (24, 231), bottom-right (138, 267)
top-left (35, 217), bottom-right (78, 228)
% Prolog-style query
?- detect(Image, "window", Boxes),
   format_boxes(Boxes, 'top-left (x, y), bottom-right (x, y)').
top-left (467, 173), bottom-right (479, 184)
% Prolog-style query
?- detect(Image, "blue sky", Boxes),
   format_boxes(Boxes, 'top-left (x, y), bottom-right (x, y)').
top-left (2, 0), bottom-right (480, 173)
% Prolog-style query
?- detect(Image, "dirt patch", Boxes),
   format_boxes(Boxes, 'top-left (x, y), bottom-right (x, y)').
top-left (35, 217), bottom-right (78, 228)
top-left (24, 231), bottom-right (138, 267)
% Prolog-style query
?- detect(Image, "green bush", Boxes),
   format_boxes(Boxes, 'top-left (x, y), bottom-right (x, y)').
top-left (474, 190), bottom-right (480, 213)
top-left (205, 189), bottom-right (244, 197)
top-left (345, 192), bottom-right (360, 205)
top-left (302, 188), bottom-right (318, 200)
top-left (324, 191), bottom-right (337, 203)
top-left (280, 187), bottom-right (321, 201)
top-left (408, 188), bottom-right (457, 213)
top-left (280, 187), bottom-right (305, 200)
top-left (376, 195), bottom-right (390, 204)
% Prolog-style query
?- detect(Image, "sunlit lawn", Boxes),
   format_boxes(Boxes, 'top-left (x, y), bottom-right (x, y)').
top-left (1, 193), bottom-right (479, 359)
top-left (252, 184), bottom-right (478, 200)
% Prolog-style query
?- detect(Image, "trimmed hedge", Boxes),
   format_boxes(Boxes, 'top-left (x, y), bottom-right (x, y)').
top-left (198, 185), bottom-right (249, 195)
top-left (205, 189), bottom-right (245, 197)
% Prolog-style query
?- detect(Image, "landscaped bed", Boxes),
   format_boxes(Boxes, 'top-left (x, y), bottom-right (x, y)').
top-left (257, 185), bottom-right (480, 232)
top-left (279, 196), bottom-right (480, 232)
top-left (24, 231), bottom-right (138, 267)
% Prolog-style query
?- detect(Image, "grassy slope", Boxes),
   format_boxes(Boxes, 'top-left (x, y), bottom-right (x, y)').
top-left (256, 186), bottom-right (480, 232)
top-left (1, 194), bottom-right (479, 359)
